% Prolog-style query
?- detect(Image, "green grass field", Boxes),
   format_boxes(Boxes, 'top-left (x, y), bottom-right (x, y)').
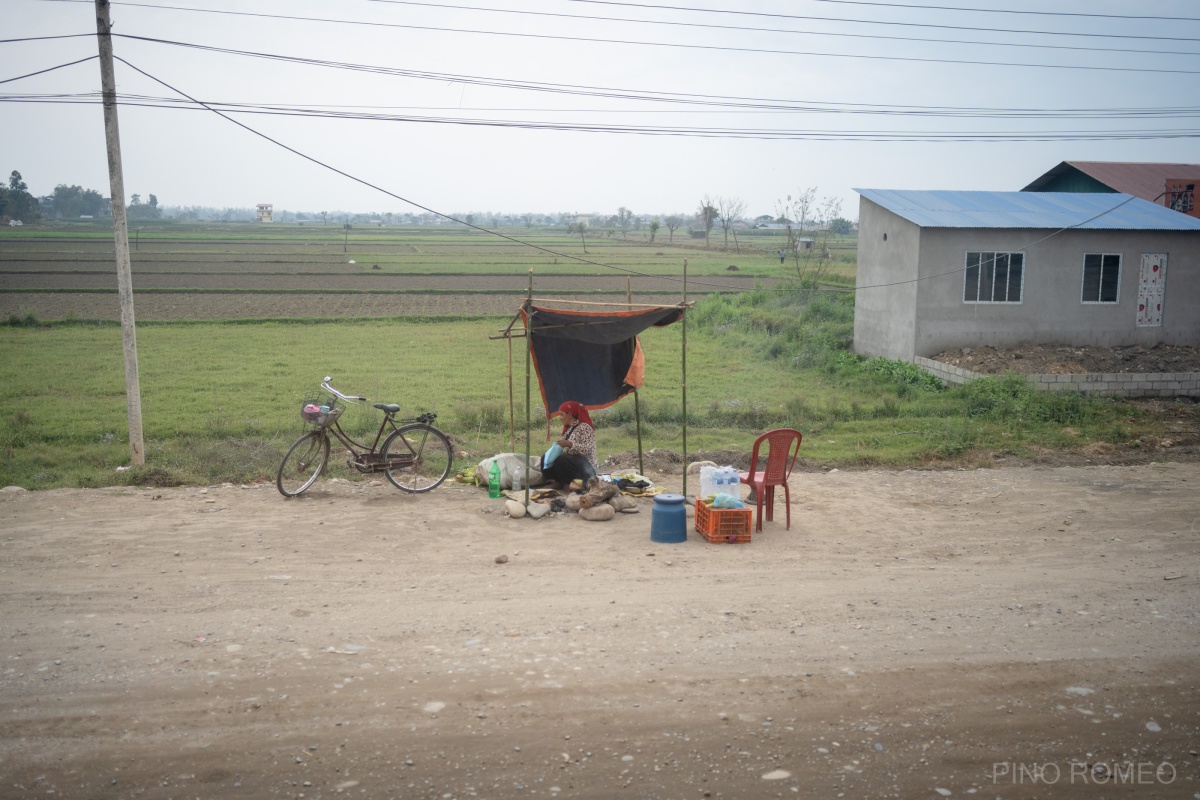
top-left (0, 222), bottom-right (1169, 490)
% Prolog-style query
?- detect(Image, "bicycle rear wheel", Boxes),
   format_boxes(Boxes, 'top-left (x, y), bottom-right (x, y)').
top-left (382, 423), bottom-right (453, 493)
top-left (277, 431), bottom-right (330, 497)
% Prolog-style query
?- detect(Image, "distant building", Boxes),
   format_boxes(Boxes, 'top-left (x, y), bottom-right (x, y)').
top-left (1023, 161), bottom-right (1200, 220)
top-left (256, 203), bottom-right (273, 223)
top-left (853, 189), bottom-right (1200, 361)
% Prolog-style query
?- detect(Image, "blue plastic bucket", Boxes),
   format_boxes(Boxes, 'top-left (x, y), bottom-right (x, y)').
top-left (650, 493), bottom-right (687, 543)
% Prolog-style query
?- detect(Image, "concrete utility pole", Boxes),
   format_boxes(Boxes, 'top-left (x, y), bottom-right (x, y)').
top-left (95, 0), bottom-right (145, 466)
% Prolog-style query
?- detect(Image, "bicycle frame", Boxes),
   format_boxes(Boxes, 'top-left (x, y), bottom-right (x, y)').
top-left (321, 411), bottom-right (438, 474)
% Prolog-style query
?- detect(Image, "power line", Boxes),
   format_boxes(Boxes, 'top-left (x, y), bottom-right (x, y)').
top-left (360, 0), bottom-right (1200, 55)
top-left (107, 57), bottom-right (1175, 301)
top-left (0, 55), bottom-right (96, 86)
top-left (111, 55), bottom-right (756, 293)
top-left (10, 90), bottom-right (1198, 121)
top-left (84, 3), bottom-right (1200, 74)
top-left (7, 93), bottom-right (1197, 142)
top-left (569, 0), bottom-right (1200, 26)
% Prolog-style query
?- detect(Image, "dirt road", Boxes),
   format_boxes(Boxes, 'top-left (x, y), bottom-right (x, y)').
top-left (1, 463), bottom-right (1198, 799)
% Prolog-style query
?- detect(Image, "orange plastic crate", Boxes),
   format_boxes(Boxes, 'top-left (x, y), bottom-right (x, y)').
top-left (695, 499), bottom-right (752, 543)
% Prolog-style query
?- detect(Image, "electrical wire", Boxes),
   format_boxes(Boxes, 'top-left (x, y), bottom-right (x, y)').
top-left (108, 57), bottom-right (1174, 298)
top-left (356, 0), bottom-right (1200, 56)
top-left (110, 56), bottom-right (758, 293)
top-left (568, 0), bottom-right (1200, 26)
top-left (78, 2), bottom-right (1200, 74)
top-left (7, 92), bottom-right (1197, 142)
top-left (0, 55), bottom-right (96, 86)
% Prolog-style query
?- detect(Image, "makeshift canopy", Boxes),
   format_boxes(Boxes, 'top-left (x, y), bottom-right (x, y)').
top-left (493, 267), bottom-right (694, 497)
top-left (519, 304), bottom-right (684, 416)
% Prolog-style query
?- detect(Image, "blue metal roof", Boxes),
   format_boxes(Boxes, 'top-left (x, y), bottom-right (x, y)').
top-left (854, 189), bottom-right (1200, 231)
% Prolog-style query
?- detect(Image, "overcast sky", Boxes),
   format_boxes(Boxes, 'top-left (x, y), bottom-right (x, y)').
top-left (3, 0), bottom-right (1197, 220)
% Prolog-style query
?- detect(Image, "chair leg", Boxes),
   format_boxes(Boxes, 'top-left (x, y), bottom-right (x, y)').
top-left (754, 482), bottom-right (765, 532)
top-left (764, 486), bottom-right (775, 522)
top-left (782, 484), bottom-right (791, 530)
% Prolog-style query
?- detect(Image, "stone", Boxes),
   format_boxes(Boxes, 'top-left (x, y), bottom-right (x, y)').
top-left (505, 500), bottom-right (526, 518)
top-left (579, 504), bottom-right (615, 521)
top-left (608, 494), bottom-right (638, 512)
top-left (687, 460), bottom-right (717, 474)
top-left (564, 494), bottom-right (582, 511)
top-left (526, 502), bottom-right (551, 519)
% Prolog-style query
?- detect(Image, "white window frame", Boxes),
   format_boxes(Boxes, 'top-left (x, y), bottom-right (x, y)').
top-left (1081, 253), bottom-right (1122, 304)
top-left (963, 250), bottom-right (1025, 304)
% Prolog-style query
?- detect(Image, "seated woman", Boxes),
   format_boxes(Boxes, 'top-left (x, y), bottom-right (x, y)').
top-left (542, 400), bottom-right (599, 490)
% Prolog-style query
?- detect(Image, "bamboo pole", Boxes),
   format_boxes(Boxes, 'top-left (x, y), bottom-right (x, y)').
top-left (681, 258), bottom-right (688, 497)
top-left (628, 277), bottom-right (644, 476)
top-left (527, 298), bottom-right (677, 308)
top-left (524, 269), bottom-right (533, 506)
top-left (507, 334), bottom-right (515, 451)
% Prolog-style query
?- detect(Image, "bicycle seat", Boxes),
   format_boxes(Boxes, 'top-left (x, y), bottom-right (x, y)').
top-left (373, 403), bottom-right (401, 414)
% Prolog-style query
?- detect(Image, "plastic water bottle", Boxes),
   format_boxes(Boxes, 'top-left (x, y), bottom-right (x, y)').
top-left (512, 466), bottom-right (525, 492)
top-left (700, 466), bottom-right (717, 499)
top-left (719, 466), bottom-right (738, 496)
top-left (488, 461), bottom-right (501, 499)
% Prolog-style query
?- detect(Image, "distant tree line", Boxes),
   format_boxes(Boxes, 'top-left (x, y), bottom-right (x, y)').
top-left (0, 171), bottom-right (39, 222)
top-left (0, 168), bottom-right (165, 223)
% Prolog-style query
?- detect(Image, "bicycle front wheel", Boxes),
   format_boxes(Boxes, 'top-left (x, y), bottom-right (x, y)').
top-left (277, 431), bottom-right (330, 497)
top-left (382, 423), bottom-right (453, 493)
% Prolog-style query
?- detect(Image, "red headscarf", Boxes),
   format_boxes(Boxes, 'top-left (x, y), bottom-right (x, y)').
top-left (558, 400), bottom-right (593, 433)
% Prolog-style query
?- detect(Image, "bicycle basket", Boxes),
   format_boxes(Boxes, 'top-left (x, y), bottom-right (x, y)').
top-left (301, 392), bottom-right (344, 428)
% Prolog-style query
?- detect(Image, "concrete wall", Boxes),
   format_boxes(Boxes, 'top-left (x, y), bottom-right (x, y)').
top-left (852, 199), bottom-right (921, 360)
top-left (915, 357), bottom-right (1200, 398)
top-left (913, 228), bottom-right (1199, 357)
top-left (853, 195), bottom-right (1200, 360)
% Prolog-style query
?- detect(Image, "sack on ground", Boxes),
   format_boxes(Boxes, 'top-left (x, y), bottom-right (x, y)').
top-left (474, 453), bottom-right (543, 490)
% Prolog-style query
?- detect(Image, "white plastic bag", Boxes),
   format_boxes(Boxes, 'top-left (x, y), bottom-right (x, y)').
top-left (474, 453), bottom-right (543, 489)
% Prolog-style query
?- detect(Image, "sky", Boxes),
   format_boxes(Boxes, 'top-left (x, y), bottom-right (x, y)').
top-left (2, 0), bottom-right (1198, 221)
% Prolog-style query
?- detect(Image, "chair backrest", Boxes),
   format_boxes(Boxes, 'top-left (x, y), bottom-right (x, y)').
top-left (750, 428), bottom-right (802, 484)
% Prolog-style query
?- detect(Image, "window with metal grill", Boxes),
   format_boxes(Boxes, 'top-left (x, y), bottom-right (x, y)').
top-left (964, 251), bottom-right (1024, 303)
top-left (1082, 253), bottom-right (1121, 303)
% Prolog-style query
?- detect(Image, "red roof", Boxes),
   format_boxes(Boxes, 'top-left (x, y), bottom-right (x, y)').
top-left (1026, 161), bottom-right (1200, 203)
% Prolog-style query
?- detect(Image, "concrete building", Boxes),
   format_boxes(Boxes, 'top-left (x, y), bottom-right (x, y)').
top-left (1023, 161), bottom-right (1200, 220)
top-left (853, 189), bottom-right (1200, 361)
top-left (256, 203), bottom-right (273, 223)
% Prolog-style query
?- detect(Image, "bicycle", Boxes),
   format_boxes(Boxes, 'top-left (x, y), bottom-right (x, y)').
top-left (276, 376), bottom-right (454, 498)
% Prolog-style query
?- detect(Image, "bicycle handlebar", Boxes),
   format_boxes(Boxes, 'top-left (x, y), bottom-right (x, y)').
top-left (321, 376), bottom-right (367, 403)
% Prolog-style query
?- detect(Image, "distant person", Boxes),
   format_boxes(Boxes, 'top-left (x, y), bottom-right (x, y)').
top-left (542, 401), bottom-right (599, 490)
top-left (777, 249), bottom-right (786, 264)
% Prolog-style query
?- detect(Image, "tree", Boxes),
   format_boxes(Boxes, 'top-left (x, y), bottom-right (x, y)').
top-left (776, 187), bottom-right (842, 284)
top-left (127, 192), bottom-right (162, 220)
top-left (716, 196), bottom-right (748, 252)
top-left (696, 196), bottom-right (718, 248)
top-left (648, 220), bottom-right (660, 244)
top-left (664, 215), bottom-right (683, 244)
top-left (568, 221), bottom-right (588, 253)
top-left (829, 216), bottom-right (854, 235)
top-left (4, 170), bottom-right (39, 222)
top-left (617, 206), bottom-right (633, 235)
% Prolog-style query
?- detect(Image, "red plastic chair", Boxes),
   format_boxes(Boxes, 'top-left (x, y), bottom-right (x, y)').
top-left (738, 429), bottom-right (803, 532)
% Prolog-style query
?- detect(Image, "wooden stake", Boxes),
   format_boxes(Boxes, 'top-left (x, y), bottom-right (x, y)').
top-left (628, 277), bottom-right (644, 477)
top-left (681, 258), bottom-right (688, 497)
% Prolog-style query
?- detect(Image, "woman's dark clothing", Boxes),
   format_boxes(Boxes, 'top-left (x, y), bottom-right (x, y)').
top-left (542, 419), bottom-right (598, 486)
top-left (542, 451), bottom-right (597, 486)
